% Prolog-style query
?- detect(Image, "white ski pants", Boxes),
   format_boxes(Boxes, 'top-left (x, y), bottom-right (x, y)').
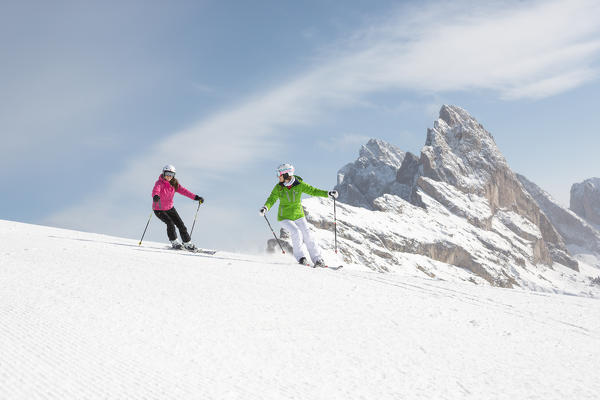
top-left (280, 217), bottom-right (322, 263)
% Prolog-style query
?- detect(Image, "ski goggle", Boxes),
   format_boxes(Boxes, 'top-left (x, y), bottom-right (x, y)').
top-left (277, 168), bottom-right (293, 177)
top-left (164, 171), bottom-right (175, 177)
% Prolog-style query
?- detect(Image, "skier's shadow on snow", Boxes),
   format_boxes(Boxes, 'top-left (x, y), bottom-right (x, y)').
top-left (132, 245), bottom-right (293, 265)
top-left (47, 235), bottom-right (292, 266)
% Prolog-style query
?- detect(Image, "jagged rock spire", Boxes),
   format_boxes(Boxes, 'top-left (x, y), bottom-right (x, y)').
top-left (323, 105), bottom-right (578, 276)
top-left (421, 105), bottom-right (508, 197)
top-left (335, 138), bottom-right (405, 209)
top-left (571, 178), bottom-right (600, 229)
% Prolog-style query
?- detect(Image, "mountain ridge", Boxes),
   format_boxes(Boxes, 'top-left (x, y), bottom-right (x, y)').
top-left (293, 105), bottom-right (600, 291)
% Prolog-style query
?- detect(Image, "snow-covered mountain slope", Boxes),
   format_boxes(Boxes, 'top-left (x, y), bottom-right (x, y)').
top-left (2, 219), bottom-right (600, 399)
top-left (321, 105), bottom-right (584, 289)
top-left (518, 173), bottom-right (600, 256)
top-left (304, 195), bottom-right (600, 295)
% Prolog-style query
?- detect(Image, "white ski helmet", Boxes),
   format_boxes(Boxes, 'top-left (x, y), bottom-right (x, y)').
top-left (162, 164), bottom-right (176, 176)
top-left (276, 163), bottom-right (294, 177)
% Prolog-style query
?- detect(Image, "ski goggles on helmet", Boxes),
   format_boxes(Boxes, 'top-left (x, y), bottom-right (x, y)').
top-left (164, 171), bottom-right (175, 177)
top-left (276, 165), bottom-right (294, 177)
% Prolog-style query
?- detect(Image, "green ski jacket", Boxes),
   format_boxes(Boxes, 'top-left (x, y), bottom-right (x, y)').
top-left (264, 176), bottom-right (328, 221)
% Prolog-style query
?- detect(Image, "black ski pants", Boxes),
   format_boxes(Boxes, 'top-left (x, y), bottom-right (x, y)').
top-left (154, 207), bottom-right (191, 243)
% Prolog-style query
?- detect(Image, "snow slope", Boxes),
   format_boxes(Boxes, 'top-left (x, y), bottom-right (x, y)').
top-left (1, 219), bottom-right (600, 399)
top-left (304, 195), bottom-right (600, 296)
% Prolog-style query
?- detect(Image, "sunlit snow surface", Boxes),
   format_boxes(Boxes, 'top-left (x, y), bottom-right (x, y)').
top-left (1, 220), bottom-right (599, 399)
top-left (304, 194), bottom-right (600, 297)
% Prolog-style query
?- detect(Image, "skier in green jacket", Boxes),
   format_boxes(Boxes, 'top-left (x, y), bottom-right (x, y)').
top-left (260, 163), bottom-right (338, 267)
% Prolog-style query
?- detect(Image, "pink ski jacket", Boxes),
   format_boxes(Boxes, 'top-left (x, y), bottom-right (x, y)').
top-left (152, 175), bottom-right (196, 210)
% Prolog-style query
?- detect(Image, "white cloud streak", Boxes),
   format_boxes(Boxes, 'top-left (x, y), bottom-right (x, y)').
top-left (319, 0), bottom-right (600, 99)
top-left (317, 134), bottom-right (373, 152)
top-left (46, 0), bottom-right (600, 243)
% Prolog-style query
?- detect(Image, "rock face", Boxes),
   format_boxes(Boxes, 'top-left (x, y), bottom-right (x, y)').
top-left (571, 178), bottom-right (600, 229)
top-left (404, 105), bottom-right (569, 267)
top-left (300, 105), bottom-right (584, 289)
top-left (336, 139), bottom-right (405, 209)
top-left (517, 173), bottom-right (600, 263)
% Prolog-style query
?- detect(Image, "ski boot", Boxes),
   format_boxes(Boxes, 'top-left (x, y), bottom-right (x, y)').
top-left (314, 259), bottom-right (326, 268)
top-left (298, 257), bottom-right (310, 266)
top-left (182, 241), bottom-right (198, 251)
top-left (170, 240), bottom-right (183, 250)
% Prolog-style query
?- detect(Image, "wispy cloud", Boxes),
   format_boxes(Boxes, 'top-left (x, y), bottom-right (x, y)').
top-left (501, 68), bottom-right (599, 99)
top-left (129, 0), bottom-right (600, 168)
top-left (46, 0), bottom-right (600, 243)
top-left (319, 0), bottom-right (600, 100)
top-left (317, 134), bottom-right (373, 152)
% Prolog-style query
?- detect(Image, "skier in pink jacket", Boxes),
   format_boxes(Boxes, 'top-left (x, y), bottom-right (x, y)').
top-left (152, 165), bottom-right (204, 250)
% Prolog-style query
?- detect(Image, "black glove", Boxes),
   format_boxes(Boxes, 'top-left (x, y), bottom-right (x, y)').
top-left (328, 190), bottom-right (339, 199)
top-left (153, 195), bottom-right (160, 202)
top-left (195, 195), bottom-right (204, 203)
top-left (259, 206), bottom-right (268, 216)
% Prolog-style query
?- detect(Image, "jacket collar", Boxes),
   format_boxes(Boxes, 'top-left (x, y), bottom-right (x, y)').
top-left (159, 175), bottom-right (173, 185)
top-left (279, 175), bottom-right (302, 188)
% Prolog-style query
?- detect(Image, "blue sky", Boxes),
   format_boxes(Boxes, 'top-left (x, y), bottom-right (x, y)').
top-left (2, 0), bottom-right (600, 251)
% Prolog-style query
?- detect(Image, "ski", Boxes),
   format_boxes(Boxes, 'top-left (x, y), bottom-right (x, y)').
top-left (319, 265), bottom-right (343, 270)
top-left (303, 263), bottom-right (343, 270)
top-left (189, 248), bottom-right (217, 255)
top-left (167, 246), bottom-right (217, 255)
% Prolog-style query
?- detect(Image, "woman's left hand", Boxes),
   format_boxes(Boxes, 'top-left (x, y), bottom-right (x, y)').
top-left (195, 195), bottom-right (204, 203)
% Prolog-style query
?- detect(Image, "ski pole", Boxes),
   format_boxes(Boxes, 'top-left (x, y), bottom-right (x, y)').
top-left (264, 215), bottom-right (285, 254)
top-left (139, 211), bottom-right (153, 246)
top-left (189, 200), bottom-right (202, 239)
top-left (334, 197), bottom-right (338, 254)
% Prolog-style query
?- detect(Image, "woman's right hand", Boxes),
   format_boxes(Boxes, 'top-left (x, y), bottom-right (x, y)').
top-left (259, 206), bottom-right (268, 216)
top-left (153, 195), bottom-right (160, 202)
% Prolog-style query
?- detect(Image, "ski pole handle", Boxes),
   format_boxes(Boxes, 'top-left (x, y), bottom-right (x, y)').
top-left (264, 215), bottom-right (285, 254)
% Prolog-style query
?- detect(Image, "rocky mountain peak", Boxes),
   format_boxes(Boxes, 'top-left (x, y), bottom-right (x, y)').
top-left (324, 105), bottom-right (577, 279)
top-left (571, 178), bottom-right (600, 228)
top-left (438, 104), bottom-right (484, 131)
top-left (335, 138), bottom-right (405, 209)
top-left (422, 105), bottom-right (508, 195)
top-left (358, 138), bottom-right (405, 168)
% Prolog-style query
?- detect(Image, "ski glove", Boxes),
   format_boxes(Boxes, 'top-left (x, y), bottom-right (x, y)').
top-left (195, 195), bottom-right (204, 203)
top-left (153, 195), bottom-right (160, 202)
top-left (259, 206), bottom-right (268, 216)
top-left (328, 190), bottom-right (339, 199)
